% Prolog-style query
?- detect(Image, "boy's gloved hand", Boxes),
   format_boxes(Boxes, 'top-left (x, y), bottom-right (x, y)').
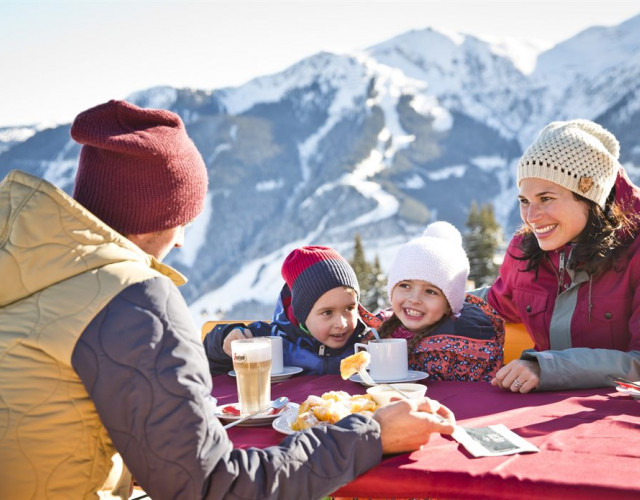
top-left (222, 328), bottom-right (254, 356)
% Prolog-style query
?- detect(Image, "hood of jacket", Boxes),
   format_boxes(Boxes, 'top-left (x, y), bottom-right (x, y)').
top-left (615, 166), bottom-right (640, 212)
top-left (613, 166), bottom-right (640, 240)
top-left (0, 170), bottom-right (186, 308)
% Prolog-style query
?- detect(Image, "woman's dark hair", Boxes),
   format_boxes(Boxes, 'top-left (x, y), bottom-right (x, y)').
top-left (514, 187), bottom-right (638, 276)
top-left (377, 311), bottom-right (450, 349)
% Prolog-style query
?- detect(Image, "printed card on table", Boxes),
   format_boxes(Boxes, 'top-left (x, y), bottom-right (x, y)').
top-left (452, 424), bottom-right (539, 457)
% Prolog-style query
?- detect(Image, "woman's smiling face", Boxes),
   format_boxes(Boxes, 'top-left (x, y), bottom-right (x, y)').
top-left (518, 177), bottom-right (590, 251)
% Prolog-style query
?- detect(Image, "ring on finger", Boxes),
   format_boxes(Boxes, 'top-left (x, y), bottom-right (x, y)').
top-left (514, 379), bottom-right (523, 388)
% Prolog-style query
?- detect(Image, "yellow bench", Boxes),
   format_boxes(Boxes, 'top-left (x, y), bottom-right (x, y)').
top-left (503, 323), bottom-right (534, 363)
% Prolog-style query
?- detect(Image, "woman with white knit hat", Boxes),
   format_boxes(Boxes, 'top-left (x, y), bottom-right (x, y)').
top-left (476, 119), bottom-right (640, 393)
top-left (366, 221), bottom-right (505, 382)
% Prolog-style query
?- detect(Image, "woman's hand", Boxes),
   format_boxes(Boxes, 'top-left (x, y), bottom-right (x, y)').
top-left (491, 359), bottom-right (541, 393)
top-left (222, 328), bottom-right (254, 356)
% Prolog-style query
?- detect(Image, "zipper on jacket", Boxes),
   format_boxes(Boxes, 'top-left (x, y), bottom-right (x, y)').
top-left (318, 345), bottom-right (329, 374)
top-left (558, 250), bottom-right (566, 294)
top-left (548, 249), bottom-right (571, 297)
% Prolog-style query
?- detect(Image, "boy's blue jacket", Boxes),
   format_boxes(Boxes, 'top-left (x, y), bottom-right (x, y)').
top-left (203, 284), bottom-right (368, 375)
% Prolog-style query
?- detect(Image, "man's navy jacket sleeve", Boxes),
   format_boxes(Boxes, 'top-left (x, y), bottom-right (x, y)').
top-left (72, 277), bottom-right (382, 499)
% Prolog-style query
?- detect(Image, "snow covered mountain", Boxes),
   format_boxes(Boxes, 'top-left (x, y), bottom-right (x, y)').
top-left (0, 124), bottom-right (43, 154)
top-left (2, 15), bottom-right (640, 323)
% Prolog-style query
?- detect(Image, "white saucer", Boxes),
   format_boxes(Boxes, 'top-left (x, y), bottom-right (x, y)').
top-left (215, 402), bottom-right (299, 427)
top-left (228, 365), bottom-right (304, 383)
top-left (349, 370), bottom-right (429, 386)
top-left (271, 366), bottom-right (304, 382)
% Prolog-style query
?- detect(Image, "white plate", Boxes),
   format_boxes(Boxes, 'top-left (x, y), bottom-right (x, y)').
top-left (215, 402), bottom-right (299, 427)
top-left (349, 370), bottom-right (429, 386)
top-left (228, 366), bottom-right (304, 383)
top-left (615, 385), bottom-right (640, 400)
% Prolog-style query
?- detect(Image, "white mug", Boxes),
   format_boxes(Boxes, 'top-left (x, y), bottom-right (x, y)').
top-left (354, 338), bottom-right (408, 381)
top-left (267, 336), bottom-right (284, 374)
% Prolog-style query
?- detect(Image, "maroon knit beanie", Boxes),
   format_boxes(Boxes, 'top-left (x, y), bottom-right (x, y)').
top-left (71, 100), bottom-right (208, 235)
top-left (281, 246), bottom-right (360, 325)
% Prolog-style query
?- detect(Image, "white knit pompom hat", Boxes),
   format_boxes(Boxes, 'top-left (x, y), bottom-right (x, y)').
top-left (517, 119), bottom-right (621, 209)
top-left (387, 221), bottom-right (470, 315)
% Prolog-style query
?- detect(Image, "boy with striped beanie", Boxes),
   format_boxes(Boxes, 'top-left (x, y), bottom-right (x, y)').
top-left (204, 245), bottom-right (368, 375)
top-left (281, 245), bottom-right (360, 327)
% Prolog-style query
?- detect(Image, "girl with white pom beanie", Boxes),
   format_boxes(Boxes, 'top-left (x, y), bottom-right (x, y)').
top-left (364, 221), bottom-right (505, 383)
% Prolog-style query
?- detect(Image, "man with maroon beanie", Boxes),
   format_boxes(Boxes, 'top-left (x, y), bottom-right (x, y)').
top-left (0, 100), bottom-right (455, 499)
top-left (71, 99), bottom-right (208, 260)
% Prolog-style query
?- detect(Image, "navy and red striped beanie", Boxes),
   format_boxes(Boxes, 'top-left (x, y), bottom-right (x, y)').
top-left (281, 246), bottom-right (360, 325)
top-left (71, 99), bottom-right (208, 235)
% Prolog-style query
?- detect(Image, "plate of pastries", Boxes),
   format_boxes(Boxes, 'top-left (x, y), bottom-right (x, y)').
top-left (272, 390), bottom-right (379, 435)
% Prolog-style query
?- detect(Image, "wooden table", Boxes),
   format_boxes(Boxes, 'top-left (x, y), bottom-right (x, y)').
top-left (212, 373), bottom-right (640, 499)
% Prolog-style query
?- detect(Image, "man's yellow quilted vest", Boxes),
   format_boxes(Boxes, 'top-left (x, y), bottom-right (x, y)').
top-left (0, 170), bottom-right (186, 498)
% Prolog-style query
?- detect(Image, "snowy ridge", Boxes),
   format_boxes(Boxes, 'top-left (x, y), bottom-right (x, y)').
top-left (128, 86), bottom-right (179, 113)
top-left (221, 52), bottom-right (368, 116)
top-left (365, 27), bottom-right (533, 140)
top-left (0, 124), bottom-right (50, 154)
top-left (177, 192), bottom-right (214, 268)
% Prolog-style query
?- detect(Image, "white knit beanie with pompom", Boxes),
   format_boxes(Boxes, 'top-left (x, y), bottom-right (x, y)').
top-left (387, 221), bottom-right (470, 314)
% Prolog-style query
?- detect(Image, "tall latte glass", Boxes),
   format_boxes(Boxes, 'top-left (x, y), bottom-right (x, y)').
top-left (231, 338), bottom-right (272, 415)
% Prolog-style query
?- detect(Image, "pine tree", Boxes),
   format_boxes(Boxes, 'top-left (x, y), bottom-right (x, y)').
top-left (351, 234), bottom-right (371, 287)
top-left (463, 201), bottom-right (503, 287)
top-left (367, 255), bottom-right (387, 312)
top-left (350, 234), bottom-right (385, 313)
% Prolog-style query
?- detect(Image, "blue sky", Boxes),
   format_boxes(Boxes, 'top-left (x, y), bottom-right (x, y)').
top-left (1, 0), bottom-right (639, 127)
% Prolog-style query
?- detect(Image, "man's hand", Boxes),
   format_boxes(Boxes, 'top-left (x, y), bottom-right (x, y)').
top-left (222, 328), bottom-right (254, 356)
top-left (373, 398), bottom-right (456, 454)
top-left (491, 359), bottom-right (540, 393)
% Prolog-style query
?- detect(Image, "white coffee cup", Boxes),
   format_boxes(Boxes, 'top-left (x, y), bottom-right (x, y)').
top-left (353, 338), bottom-right (408, 381)
top-left (267, 336), bottom-right (284, 374)
top-left (231, 338), bottom-right (271, 415)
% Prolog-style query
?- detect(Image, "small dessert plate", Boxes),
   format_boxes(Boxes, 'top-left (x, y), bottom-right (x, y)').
top-left (615, 385), bottom-right (640, 401)
top-left (215, 402), bottom-right (299, 427)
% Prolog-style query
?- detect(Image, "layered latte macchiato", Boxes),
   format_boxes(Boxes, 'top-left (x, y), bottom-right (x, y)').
top-left (231, 338), bottom-right (272, 415)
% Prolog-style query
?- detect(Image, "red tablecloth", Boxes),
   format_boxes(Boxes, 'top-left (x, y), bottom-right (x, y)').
top-left (212, 374), bottom-right (640, 499)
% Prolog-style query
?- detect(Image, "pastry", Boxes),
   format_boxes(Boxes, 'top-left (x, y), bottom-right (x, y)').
top-left (290, 391), bottom-right (379, 431)
top-left (340, 350), bottom-right (371, 380)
